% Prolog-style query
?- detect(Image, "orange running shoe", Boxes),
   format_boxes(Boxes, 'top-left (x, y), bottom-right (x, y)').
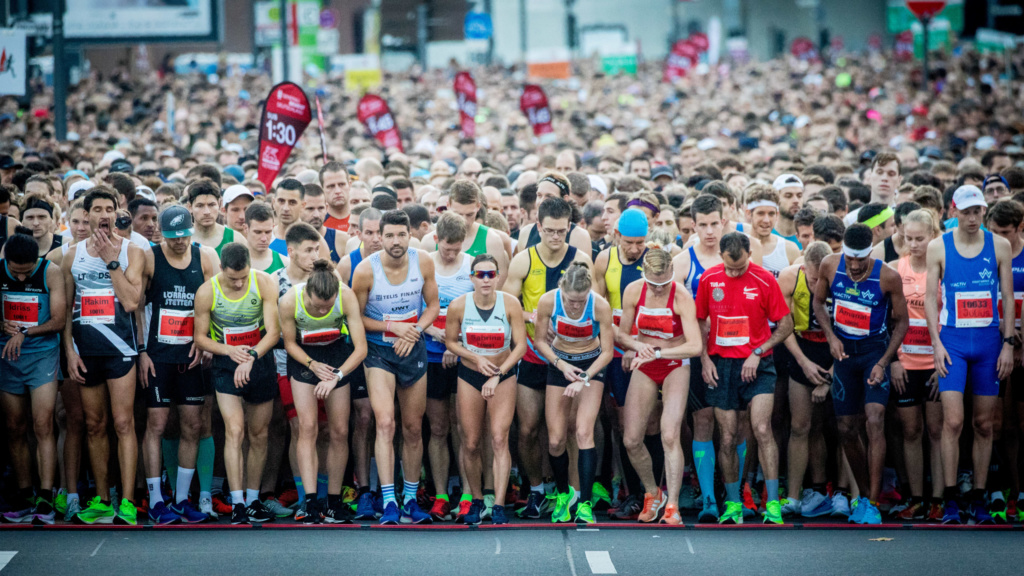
top-left (453, 499), bottom-right (472, 524)
top-left (660, 503), bottom-right (683, 525)
top-left (638, 489), bottom-right (665, 523)
top-left (278, 488), bottom-right (299, 508)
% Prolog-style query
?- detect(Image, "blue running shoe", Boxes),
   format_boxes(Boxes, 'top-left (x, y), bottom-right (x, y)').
top-left (401, 500), bottom-right (432, 524)
top-left (169, 500), bottom-right (208, 524)
top-left (697, 496), bottom-right (719, 523)
top-left (860, 501), bottom-right (882, 525)
top-left (942, 500), bottom-right (962, 524)
top-left (517, 491), bottom-right (544, 519)
top-left (355, 492), bottom-right (378, 520)
top-left (464, 499), bottom-right (485, 525)
top-left (969, 500), bottom-right (993, 525)
top-left (491, 504), bottom-right (509, 525)
top-left (148, 501), bottom-right (181, 525)
top-left (848, 497), bottom-right (867, 524)
top-left (380, 501), bottom-right (400, 525)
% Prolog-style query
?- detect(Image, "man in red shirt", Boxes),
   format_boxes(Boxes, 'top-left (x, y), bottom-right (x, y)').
top-left (320, 161), bottom-right (352, 233)
top-left (696, 232), bottom-right (793, 524)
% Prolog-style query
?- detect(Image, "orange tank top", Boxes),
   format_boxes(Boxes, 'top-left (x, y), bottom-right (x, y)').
top-left (897, 256), bottom-right (936, 371)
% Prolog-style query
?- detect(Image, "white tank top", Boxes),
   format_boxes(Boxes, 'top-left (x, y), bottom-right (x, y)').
top-left (365, 249), bottom-right (424, 346)
top-left (70, 238), bottom-right (136, 356)
top-left (762, 236), bottom-right (790, 277)
top-left (461, 292), bottom-right (511, 356)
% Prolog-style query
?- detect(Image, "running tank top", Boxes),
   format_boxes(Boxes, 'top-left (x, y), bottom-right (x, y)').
top-left (269, 236), bottom-right (287, 257)
top-left (792, 267), bottom-right (826, 343)
top-left (262, 250), bottom-right (285, 274)
top-left (324, 228), bottom-right (341, 263)
top-left (521, 246), bottom-right (578, 364)
top-left (939, 231), bottom-right (998, 329)
top-left (0, 259), bottom-right (56, 353)
top-left (147, 245), bottom-right (203, 364)
top-left (634, 282), bottom-right (685, 340)
top-left (214, 227), bottom-right (236, 257)
top-left (552, 289), bottom-right (599, 343)
top-left (604, 246), bottom-right (646, 327)
top-left (466, 225), bottom-right (490, 257)
top-left (883, 236), bottom-right (899, 264)
top-left (998, 245), bottom-right (1024, 329)
top-left (294, 282), bottom-right (347, 347)
top-left (685, 246), bottom-right (706, 297)
top-left (347, 246), bottom-right (365, 288)
top-left (762, 238), bottom-right (789, 277)
top-left (829, 256), bottom-right (890, 340)
top-left (461, 292), bottom-right (511, 356)
top-left (897, 256), bottom-right (935, 370)
top-left (70, 239), bottom-right (137, 357)
top-left (427, 253), bottom-right (474, 361)
top-left (210, 270), bottom-right (265, 349)
top-left (364, 249), bottom-right (424, 347)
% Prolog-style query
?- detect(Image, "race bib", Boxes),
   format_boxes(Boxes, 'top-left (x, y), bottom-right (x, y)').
top-left (466, 325), bottom-right (506, 354)
top-left (612, 308), bottom-right (622, 327)
top-left (555, 315), bottom-right (594, 342)
top-left (955, 291), bottom-right (993, 328)
top-left (383, 310), bottom-right (418, 343)
top-left (80, 289), bottom-right (115, 325)
top-left (433, 307), bottom-right (448, 331)
top-left (157, 308), bottom-right (194, 345)
top-left (636, 306), bottom-right (674, 339)
top-left (3, 294), bottom-right (39, 327)
top-left (834, 300), bottom-right (871, 336)
top-left (901, 318), bottom-right (933, 355)
top-left (224, 324), bottom-right (261, 347)
top-left (799, 329), bottom-right (827, 343)
top-left (997, 291), bottom-right (1024, 328)
top-left (301, 327), bottom-right (341, 346)
top-left (715, 315), bottom-right (750, 346)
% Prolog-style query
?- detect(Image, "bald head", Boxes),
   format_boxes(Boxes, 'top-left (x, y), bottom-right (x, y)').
top-left (556, 150), bottom-right (579, 173)
top-left (458, 157), bottom-right (483, 181)
top-left (482, 186), bottom-right (502, 211)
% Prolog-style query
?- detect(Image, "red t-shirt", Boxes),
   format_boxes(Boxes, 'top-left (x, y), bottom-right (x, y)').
top-left (324, 214), bottom-right (350, 233)
top-left (695, 262), bottom-right (790, 359)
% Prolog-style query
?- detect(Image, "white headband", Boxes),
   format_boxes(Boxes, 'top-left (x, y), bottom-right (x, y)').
top-left (747, 200), bottom-right (779, 211)
top-left (642, 273), bottom-right (674, 287)
top-left (842, 244), bottom-right (872, 258)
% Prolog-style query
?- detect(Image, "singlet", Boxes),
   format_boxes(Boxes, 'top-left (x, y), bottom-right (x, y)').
top-left (210, 270), bottom-right (266, 369)
top-left (46, 234), bottom-right (62, 255)
top-left (829, 256), bottom-right (891, 340)
top-left (762, 237), bottom-right (789, 277)
top-left (261, 250), bottom-right (286, 275)
top-left (324, 228), bottom-right (342, 263)
top-left (792, 267), bottom-right (826, 343)
top-left (604, 246), bottom-right (646, 327)
top-left (346, 246), bottom-right (365, 288)
top-left (70, 238), bottom-right (137, 357)
top-left (897, 256), bottom-right (935, 370)
top-left (146, 245), bottom-right (203, 364)
top-left (939, 231), bottom-right (998, 329)
top-left (883, 236), bottom-right (899, 264)
top-left (552, 289), bottom-right (599, 343)
top-left (521, 245), bottom-right (578, 342)
top-left (364, 250), bottom-right (424, 347)
top-left (685, 246), bottom-right (706, 297)
top-left (1002, 246), bottom-right (1024, 329)
top-left (274, 267), bottom-right (302, 376)
top-left (269, 237), bottom-right (287, 257)
top-left (0, 259), bottom-right (56, 353)
top-left (294, 282), bottom-right (348, 348)
top-left (525, 222), bottom-right (576, 251)
top-left (433, 225), bottom-right (490, 257)
top-left (775, 230), bottom-right (802, 250)
top-left (461, 292), bottom-right (511, 356)
top-left (427, 253), bottom-right (474, 362)
top-left (324, 213), bottom-right (350, 233)
top-left (214, 227), bottom-right (236, 257)
top-left (634, 282), bottom-right (685, 340)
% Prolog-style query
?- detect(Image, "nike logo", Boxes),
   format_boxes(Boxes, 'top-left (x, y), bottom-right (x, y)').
top-left (46, 369), bottom-right (56, 376)
top-left (744, 287), bottom-right (756, 293)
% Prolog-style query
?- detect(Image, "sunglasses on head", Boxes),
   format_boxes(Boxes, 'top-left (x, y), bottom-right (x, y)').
top-left (471, 270), bottom-right (497, 279)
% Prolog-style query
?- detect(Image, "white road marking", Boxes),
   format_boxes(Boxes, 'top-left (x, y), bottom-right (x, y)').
top-left (0, 552), bottom-right (16, 572)
top-left (91, 539), bottom-right (106, 557)
top-left (585, 551), bottom-right (617, 574)
top-left (562, 531), bottom-right (578, 576)
top-left (494, 536), bottom-right (501, 555)
top-left (577, 528), bottom-right (599, 531)
top-left (686, 537), bottom-right (695, 554)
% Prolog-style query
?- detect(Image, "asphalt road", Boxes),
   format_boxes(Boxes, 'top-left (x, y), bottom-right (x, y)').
top-left (0, 527), bottom-right (1021, 576)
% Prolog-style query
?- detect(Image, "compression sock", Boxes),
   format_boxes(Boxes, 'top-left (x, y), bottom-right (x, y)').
top-left (644, 434), bottom-right (665, 486)
top-left (403, 480), bottom-right (419, 505)
top-left (197, 436), bottom-right (214, 500)
top-left (693, 440), bottom-right (716, 503)
top-left (294, 476), bottom-right (306, 504)
top-left (578, 448), bottom-right (597, 503)
top-left (725, 481), bottom-right (741, 504)
top-left (176, 467), bottom-right (195, 504)
top-left (551, 451), bottom-right (570, 494)
top-left (382, 484), bottom-right (396, 508)
top-left (161, 439), bottom-right (179, 486)
top-left (765, 479), bottom-right (780, 504)
top-left (736, 440), bottom-right (747, 485)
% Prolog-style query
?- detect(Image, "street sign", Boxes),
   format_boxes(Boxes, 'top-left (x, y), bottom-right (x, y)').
top-left (906, 1), bottom-right (946, 20)
top-left (464, 12), bottom-right (493, 40)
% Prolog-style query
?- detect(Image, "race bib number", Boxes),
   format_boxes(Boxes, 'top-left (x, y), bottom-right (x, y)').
top-left (955, 291), bottom-right (993, 328)
top-left (834, 300), bottom-right (871, 336)
top-left (715, 315), bottom-right (750, 347)
top-left (901, 318), bottom-right (933, 355)
top-left (555, 315), bottom-right (594, 342)
top-left (157, 309), bottom-right (194, 345)
top-left (432, 307), bottom-right (448, 341)
top-left (636, 306), bottom-right (674, 339)
top-left (301, 328), bottom-right (341, 346)
top-left (997, 291), bottom-right (1024, 328)
top-left (612, 308), bottom-right (622, 327)
top-left (81, 289), bottom-right (115, 325)
top-left (383, 310), bottom-right (418, 343)
top-left (224, 324), bottom-right (261, 347)
top-left (466, 325), bottom-right (506, 354)
top-left (3, 294), bottom-right (39, 327)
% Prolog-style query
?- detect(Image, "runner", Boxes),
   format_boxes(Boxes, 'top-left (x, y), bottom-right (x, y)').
top-left (422, 180), bottom-right (508, 286)
top-left (514, 173), bottom-right (593, 256)
top-left (0, 230), bottom-right (65, 524)
top-left (534, 262), bottom-right (615, 524)
top-left (188, 179), bottom-right (247, 256)
top-left (194, 243), bottom-right (281, 525)
top-left (771, 174), bottom-right (805, 247)
top-left (244, 202), bottom-right (287, 274)
top-left (444, 254), bottom-right (528, 524)
top-left (222, 184), bottom-right (254, 237)
top-left (744, 185), bottom-right (801, 276)
top-left (137, 206), bottom-right (219, 524)
top-left (503, 197), bottom-right (591, 519)
top-left (280, 259), bottom-right (367, 524)
top-left (352, 210), bottom-right (440, 525)
top-left (813, 223), bottom-right (908, 525)
top-left (321, 161), bottom-right (354, 233)
top-left (696, 232), bottom-right (793, 524)
top-left (926, 186), bottom-right (1015, 524)
top-left (16, 195), bottom-right (65, 258)
top-left (300, 183), bottom-right (350, 263)
top-left (61, 187), bottom-right (145, 525)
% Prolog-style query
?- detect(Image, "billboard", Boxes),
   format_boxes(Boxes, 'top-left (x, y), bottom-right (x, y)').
top-left (65, 0), bottom-right (218, 43)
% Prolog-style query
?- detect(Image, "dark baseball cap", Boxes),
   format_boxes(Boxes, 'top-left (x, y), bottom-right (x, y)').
top-left (0, 155), bottom-right (23, 170)
top-left (160, 205), bottom-right (194, 238)
top-left (109, 159), bottom-right (134, 174)
top-left (651, 166), bottom-right (675, 181)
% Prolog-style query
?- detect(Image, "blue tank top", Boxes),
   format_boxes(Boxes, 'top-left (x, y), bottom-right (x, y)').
top-left (324, 228), bottom-right (341, 263)
top-left (426, 253), bottom-right (474, 362)
top-left (269, 237), bottom-right (288, 256)
top-left (686, 246), bottom-right (705, 297)
top-left (1006, 246), bottom-right (1024, 328)
top-left (347, 246), bottom-right (364, 288)
top-left (0, 259), bottom-right (57, 353)
top-left (830, 256), bottom-right (890, 340)
top-left (364, 250), bottom-right (424, 347)
top-left (940, 230), bottom-right (998, 329)
top-left (552, 289), bottom-right (599, 343)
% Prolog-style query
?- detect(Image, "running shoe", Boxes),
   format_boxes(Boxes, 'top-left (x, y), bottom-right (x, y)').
top-left (491, 504), bottom-right (509, 525)
top-left (379, 501), bottom-right (400, 525)
top-left (552, 492), bottom-right (579, 523)
top-left (416, 486), bottom-right (433, 511)
top-left (278, 488), bottom-right (299, 508)
top-left (763, 500), bottom-right (784, 525)
top-left (355, 492), bottom-right (379, 520)
top-left (860, 501), bottom-right (882, 525)
top-left (718, 501), bottom-right (743, 524)
top-left (76, 498), bottom-right (116, 524)
top-left (969, 500), bottom-right (993, 525)
top-left (660, 503), bottom-right (682, 525)
top-left (1007, 499), bottom-right (1019, 522)
top-left (780, 497), bottom-right (801, 517)
top-left (517, 491), bottom-right (545, 519)
top-left (608, 493), bottom-right (642, 521)
top-left (262, 497), bottom-right (293, 518)
top-left (741, 483), bottom-right (757, 518)
top-left (31, 499), bottom-right (55, 525)
top-left (1, 500), bottom-right (34, 523)
top-left (230, 503), bottom-right (248, 525)
top-left (54, 489), bottom-right (68, 516)
top-left (430, 497), bottom-right (452, 521)
top-left (211, 494), bottom-right (233, 516)
top-left (927, 501), bottom-right (944, 521)
top-left (888, 501), bottom-right (909, 518)
top-left (323, 499), bottom-right (353, 524)
top-left (848, 497), bottom-right (866, 524)
top-left (464, 499), bottom-right (485, 525)
top-left (896, 500), bottom-right (926, 521)
top-left (342, 487), bottom-right (358, 508)
top-left (830, 492), bottom-right (851, 518)
top-left (679, 481), bottom-right (698, 511)
top-left (170, 500), bottom-right (208, 524)
top-left (957, 471), bottom-right (973, 496)
top-left (453, 499), bottom-right (472, 523)
top-left (638, 489), bottom-right (665, 523)
top-left (543, 491), bottom-right (557, 516)
top-left (989, 498), bottom-right (1008, 524)
top-left (575, 500), bottom-right (596, 524)
top-left (115, 499), bottom-right (138, 526)
top-left (295, 500), bottom-right (316, 523)
top-left (401, 499), bottom-right (432, 524)
top-left (199, 496), bottom-right (217, 520)
top-left (1013, 500), bottom-right (1023, 523)
top-left (697, 496), bottom-right (719, 523)
top-left (64, 498), bottom-right (81, 523)
top-left (592, 483), bottom-right (612, 509)
top-left (942, 500), bottom-right (962, 524)
top-left (482, 494), bottom-right (495, 521)
top-left (147, 501), bottom-right (181, 525)
top-left (801, 490), bottom-right (833, 518)
top-left (246, 500), bottom-right (274, 523)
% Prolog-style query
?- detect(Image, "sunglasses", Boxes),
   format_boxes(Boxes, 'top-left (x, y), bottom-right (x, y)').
top-left (436, 205), bottom-right (448, 213)
top-left (471, 270), bottom-right (497, 280)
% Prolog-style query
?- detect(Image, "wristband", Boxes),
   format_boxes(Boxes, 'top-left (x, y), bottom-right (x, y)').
top-left (306, 357), bottom-right (313, 368)
top-left (137, 344), bottom-right (146, 352)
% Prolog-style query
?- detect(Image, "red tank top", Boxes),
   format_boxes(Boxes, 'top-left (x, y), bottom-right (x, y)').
top-left (633, 282), bottom-right (685, 340)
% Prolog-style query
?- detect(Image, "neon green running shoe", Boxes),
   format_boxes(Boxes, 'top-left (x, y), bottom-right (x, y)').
top-left (592, 483), bottom-right (611, 506)
top-left (719, 500), bottom-right (743, 525)
top-left (75, 497), bottom-right (115, 524)
top-left (54, 489), bottom-right (68, 515)
top-left (551, 492), bottom-right (578, 523)
top-left (575, 500), bottom-right (596, 524)
top-left (115, 499), bottom-right (138, 525)
top-left (763, 500), bottom-right (784, 524)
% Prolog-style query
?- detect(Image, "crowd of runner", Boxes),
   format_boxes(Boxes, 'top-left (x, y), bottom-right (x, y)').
top-left (0, 43), bottom-right (1023, 527)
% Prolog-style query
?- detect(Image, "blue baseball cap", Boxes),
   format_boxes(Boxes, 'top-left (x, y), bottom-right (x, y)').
top-left (617, 208), bottom-right (649, 238)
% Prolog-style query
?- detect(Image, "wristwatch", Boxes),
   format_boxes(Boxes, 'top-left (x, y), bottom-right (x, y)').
top-left (654, 347), bottom-right (662, 360)
top-left (414, 325), bottom-right (424, 334)
top-left (335, 369), bottom-right (345, 382)
top-left (247, 349), bottom-right (259, 361)
top-left (18, 326), bottom-right (28, 335)
top-left (106, 260), bottom-right (121, 271)
top-left (1003, 335), bottom-right (1020, 347)
top-left (753, 347), bottom-right (764, 356)
top-left (579, 372), bottom-right (590, 387)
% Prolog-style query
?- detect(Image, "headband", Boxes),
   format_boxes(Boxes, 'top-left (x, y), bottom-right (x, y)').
top-left (540, 176), bottom-right (570, 197)
top-left (842, 243), bottom-right (872, 258)
top-left (863, 207), bottom-right (894, 229)
top-left (626, 198), bottom-right (661, 215)
top-left (747, 200), bottom-right (779, 211)
top-left (642, 273), bottom-right (674, 286)
top-left (23, 199), bottom-right (54, 217)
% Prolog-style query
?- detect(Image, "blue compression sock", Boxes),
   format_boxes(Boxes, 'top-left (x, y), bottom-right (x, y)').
top-left (693, 440), bottom-right (716, 503)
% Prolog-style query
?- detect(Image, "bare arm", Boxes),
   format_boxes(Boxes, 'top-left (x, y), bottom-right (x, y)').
top-left (279, 290), bottom-right (303, 363)
top-left (569, 227), bottom-right (593, 260)
top-left (28, 263), bottom-right (66, 337)
top-left (878, 266), bottom-right (909, 367)
top-left (339, 287), bottom-right (367, 374)
top-left (531, 293), bottom-right (558, 365)
top-left (254, 272), bottom-right (281, 357)
top-left (924, 238), bottom-right (944, 343)
top-left (503, 251), bottom-right (529, 300)
top-left (417, 252), bottom-right (440, 330)
top-left (812, 256), bottom-right (838, 345)
top-left (192, 282), bottom-right (223, 355)
top-left (352, 260), bottom-right (386, 333)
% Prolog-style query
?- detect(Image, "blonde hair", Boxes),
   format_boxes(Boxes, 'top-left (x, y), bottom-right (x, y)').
top-left (643, 248), bottom-right (673, 276)
top-left (803, 241), bottom-right (832, 269)
top-left (902, 209), bottom-right (940, 237)
top-left (558, 261), bottom-right (592, 293)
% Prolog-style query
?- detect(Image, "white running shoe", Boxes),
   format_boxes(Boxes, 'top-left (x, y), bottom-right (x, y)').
top-left (830, 492), bottom-right (851, 518)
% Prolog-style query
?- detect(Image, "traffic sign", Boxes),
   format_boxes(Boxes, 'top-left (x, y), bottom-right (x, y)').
top-left (464, 12), bottom-right (493, 40)
top-left (906, 1), bottom-right (946, 20)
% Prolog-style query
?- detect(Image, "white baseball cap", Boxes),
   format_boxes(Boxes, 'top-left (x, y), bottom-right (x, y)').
top-left (952, 185), bottom-right (987, 211)
top-left (772, 173), bottom-right (804, 191)
top-left (588, 174), bottom-right (608, 197)
top-left (222, 184), bottom-right (255, 206)
top-left (68, 180), bottom-right (95, 201)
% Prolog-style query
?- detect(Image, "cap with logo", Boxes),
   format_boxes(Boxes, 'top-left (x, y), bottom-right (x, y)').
top-left (772, 174), bottom-right (804, 191)
top-left (161, 205), bottom-right (195, 238)
top-left (222, 184), bottom-right (255, 206)
top-left (951, 185), bottom-right (987, 211)
top-left (68, 180), bottom-right (95, 201)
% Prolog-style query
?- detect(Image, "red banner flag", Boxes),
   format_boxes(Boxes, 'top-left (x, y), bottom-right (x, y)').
top-left (357, 94), bottom-right (403, 151)
top-left (520, 84), bottom-right (552, 137)
top-left (454, 71), bottom-right (477, 138)
top-left (663, 40), bottom-right (697, 82)
top-left (258, 82), bottom-right (312, 192)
